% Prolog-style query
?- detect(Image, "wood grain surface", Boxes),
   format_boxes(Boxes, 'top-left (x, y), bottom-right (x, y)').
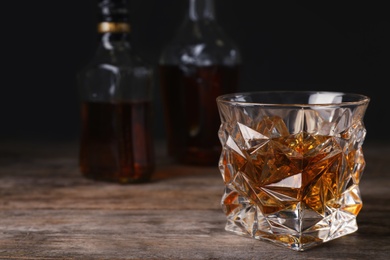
top-left (0, 140), bottom-right (389, 259)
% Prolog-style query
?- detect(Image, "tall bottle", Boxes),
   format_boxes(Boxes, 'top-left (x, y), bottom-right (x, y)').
top-left (159, 0), bottom-right (242, 166)
top-left (77, 0), bottom-right (155, 183)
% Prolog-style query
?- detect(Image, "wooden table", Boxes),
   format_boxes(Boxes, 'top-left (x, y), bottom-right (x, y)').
top-left (0, 140), bottom-right (389, 259)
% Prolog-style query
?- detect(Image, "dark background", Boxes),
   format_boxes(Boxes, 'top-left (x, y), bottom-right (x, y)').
top-left (1, 1), bottom-right (388, 144)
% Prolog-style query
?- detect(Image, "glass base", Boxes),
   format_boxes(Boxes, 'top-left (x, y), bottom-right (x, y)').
top-left (224, 206), bottom-right (358, 251)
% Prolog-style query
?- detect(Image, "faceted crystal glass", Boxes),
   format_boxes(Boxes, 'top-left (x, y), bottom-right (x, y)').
top-left (216, 91), bottom-right (370, 251)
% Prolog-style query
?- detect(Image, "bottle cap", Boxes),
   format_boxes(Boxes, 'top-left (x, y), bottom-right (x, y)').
top-left (98, 0), bottom-right (129, 23)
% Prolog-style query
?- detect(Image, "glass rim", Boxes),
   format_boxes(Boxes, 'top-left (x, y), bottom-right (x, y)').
top-left (216, 90), bottom-right (370, 107)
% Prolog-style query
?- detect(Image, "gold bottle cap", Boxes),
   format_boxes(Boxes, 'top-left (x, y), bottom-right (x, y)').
top-left (98, 22), bottom-right (131, 33)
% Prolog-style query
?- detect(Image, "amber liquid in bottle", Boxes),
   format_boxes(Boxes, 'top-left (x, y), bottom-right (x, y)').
top-left (79, 101), bottom-right (154, 183)
top-left (159, 64), bottom-right (240, 166)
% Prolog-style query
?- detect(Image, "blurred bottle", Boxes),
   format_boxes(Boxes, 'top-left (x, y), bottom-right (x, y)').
top-left (77, 0), bottom-right (155, 183)
top-left (159, 0), bottom-right (242, 166)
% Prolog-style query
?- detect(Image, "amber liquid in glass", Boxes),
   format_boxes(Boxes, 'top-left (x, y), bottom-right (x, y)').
top-left (222, 132), bottom-right (363, 217)
top-left (79, 101), bottom-right (154, 183)
top-left (159, 64), bottom-right (240, 166)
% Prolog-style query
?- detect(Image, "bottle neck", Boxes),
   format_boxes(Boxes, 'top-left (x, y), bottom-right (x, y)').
top-left (188, 0), bottom-right (215, 21)
top-left (97, 0), bottom-right (131, 47)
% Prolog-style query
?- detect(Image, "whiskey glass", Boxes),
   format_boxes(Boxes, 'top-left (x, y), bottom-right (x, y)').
top-left (216, 91), bottom-right (370, 251)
